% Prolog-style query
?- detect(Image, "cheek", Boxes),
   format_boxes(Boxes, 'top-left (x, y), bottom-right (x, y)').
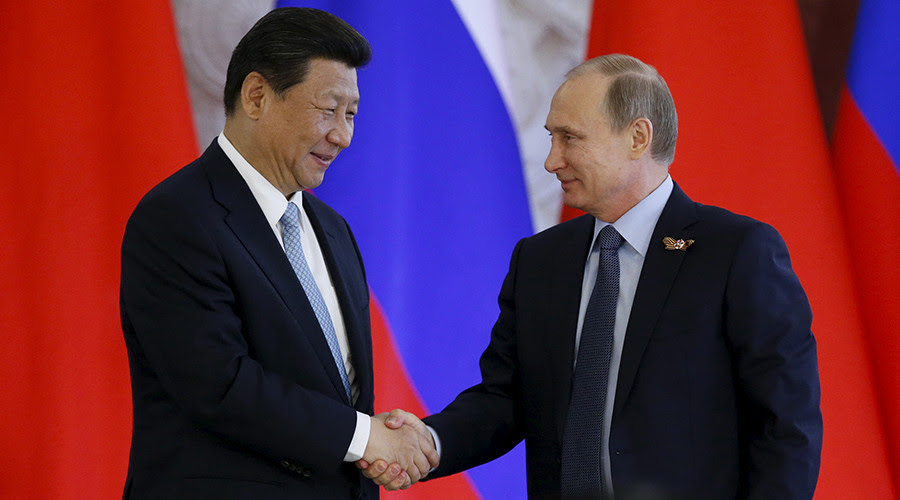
top-left (567, 151), bottom-right (594, 179)
top-left (569, 142), bottom-right (597, 166)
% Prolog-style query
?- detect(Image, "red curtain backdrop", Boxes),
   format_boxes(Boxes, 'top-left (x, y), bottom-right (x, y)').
top-left (573, 1), bottom-right (896, 498)
top-left (0, 2), bottom-right (197, 498)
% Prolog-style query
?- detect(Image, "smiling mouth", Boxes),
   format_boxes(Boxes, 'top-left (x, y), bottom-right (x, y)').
top-left (312, 152), bottom-right (335, 164)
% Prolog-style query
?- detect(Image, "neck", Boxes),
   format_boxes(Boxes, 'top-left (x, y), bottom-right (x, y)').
top-left (223, 120), bottom-right (294, 199)
top-left (590, 166), bottom-right (667, 223)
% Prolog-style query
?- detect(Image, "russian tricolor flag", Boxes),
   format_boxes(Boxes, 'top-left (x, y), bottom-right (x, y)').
top-left (276, 1), bottom-right (544, 498)
top-left (832, 0), bottom-right (900, 489)
top-left (5, 2), bottom-right (899, 498)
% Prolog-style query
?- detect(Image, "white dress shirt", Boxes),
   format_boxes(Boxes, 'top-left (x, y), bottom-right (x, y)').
top-left (575, 175), bottom-right (673, 497)
top-left (218, 132), bottom-right (370, 462)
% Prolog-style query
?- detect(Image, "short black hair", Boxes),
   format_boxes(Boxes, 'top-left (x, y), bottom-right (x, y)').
top-left (223, 7), bottom-right (371, 116)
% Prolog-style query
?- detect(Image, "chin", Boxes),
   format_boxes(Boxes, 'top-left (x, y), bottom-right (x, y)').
top-left (562, 194), bottom-right (585, 212)
top-left (300, 177), bottom-right (324, 190)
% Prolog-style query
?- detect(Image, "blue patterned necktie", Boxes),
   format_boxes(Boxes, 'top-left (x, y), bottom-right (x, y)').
top-left (561, 225), bottom-right (623, 498)
top-left (280, 201), bottom-right (352, 402)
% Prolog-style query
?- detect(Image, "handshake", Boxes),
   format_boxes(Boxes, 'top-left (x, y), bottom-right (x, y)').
top-left (357, 409), bottom-right (439, 491)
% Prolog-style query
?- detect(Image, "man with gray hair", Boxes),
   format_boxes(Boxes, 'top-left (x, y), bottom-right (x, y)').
top-left (363, 54), bottom-right (822, 499)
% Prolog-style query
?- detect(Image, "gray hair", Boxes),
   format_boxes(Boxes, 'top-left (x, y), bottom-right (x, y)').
top-left (567, 54), bottom-right (678, 165)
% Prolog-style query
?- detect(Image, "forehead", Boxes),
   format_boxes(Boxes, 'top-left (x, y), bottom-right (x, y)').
top-left (298, 58), bottom-right (360, 102)
top-left (546, 74), bottom-right (610, 129)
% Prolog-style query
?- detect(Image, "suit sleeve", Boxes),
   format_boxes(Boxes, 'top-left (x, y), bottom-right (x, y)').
top-left (424, 239), bottom-right (527, 477)
top-left (120, 191), bottom-right (357, 469)
top-left (725, 222), bottom-right (823, 499)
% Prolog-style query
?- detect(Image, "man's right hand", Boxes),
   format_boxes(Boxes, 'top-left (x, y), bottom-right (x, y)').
top-left (358, 409), bottom-right (438, 490)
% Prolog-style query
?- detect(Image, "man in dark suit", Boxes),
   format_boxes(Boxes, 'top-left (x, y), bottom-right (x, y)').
top-left (362, 54), bottom-right (822, 498)
top-left (120, 8), bottom-right (436, 499)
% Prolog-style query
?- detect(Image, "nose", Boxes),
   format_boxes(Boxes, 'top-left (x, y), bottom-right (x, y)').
top-left (544, 141), bottom-right (565, 173)
top-left (327, 119), bottom-right (353, 149)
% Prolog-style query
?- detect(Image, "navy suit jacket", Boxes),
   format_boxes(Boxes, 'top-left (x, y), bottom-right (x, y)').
top-left (120, 142), bottom-right (378, 499)
top-left (424, 183), bottom-right (822, 499)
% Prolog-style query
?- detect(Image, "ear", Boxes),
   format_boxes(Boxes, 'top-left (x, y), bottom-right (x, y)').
top-left (240, 71), bottom-right (268, 120)
top-left (629, 117), bottom-right (653, 160)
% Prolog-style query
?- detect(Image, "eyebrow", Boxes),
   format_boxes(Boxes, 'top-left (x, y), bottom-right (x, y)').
top-left (327, 90), bottom-right (359, 103)
top-left (317, 90), bottom-right (360, 107)
top-left (545, 125), bottom-right (582, 136)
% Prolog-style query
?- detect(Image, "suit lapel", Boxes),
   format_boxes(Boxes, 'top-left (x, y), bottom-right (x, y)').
top-left (302, 193), bottom-right (373, 411)
top-left (202, 143), bottom-right (351, 404)
top-left (550, 214), bottom-right (598, 444)
top-left (613, 183), bottom-right (697, 419)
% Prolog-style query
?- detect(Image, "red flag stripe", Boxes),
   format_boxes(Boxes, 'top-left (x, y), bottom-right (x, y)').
top-left (832, 87), bottom-right (900, 488)
top-left (369, 295), bottom-right (482, 499)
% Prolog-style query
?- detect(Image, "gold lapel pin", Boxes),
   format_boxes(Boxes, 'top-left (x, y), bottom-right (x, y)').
top-left (663, 237), bottom-right (694, 251)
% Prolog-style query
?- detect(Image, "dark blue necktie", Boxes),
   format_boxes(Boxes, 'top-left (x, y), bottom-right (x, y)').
top-left (561, 225), bottom-right (622, 498)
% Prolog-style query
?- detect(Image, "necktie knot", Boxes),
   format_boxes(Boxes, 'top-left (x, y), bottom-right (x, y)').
top-left (281, 202), bottom-right (300, 229)
top-left (597, 225), bottom-right (623, 250)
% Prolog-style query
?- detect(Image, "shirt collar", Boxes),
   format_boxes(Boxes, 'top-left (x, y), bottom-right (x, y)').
top-left (593, 175), bottom-right (673, 257)
top-left (218, 132), bottom-right (304, 232)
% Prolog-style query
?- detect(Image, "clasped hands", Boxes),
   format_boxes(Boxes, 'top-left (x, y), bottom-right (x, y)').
top-left (357, 409), bottom-right (438, 490)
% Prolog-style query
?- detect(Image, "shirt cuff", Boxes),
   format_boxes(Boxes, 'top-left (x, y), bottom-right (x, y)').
top-left (343, 412), bottom-right (371, 462)
top-left (426, 424), bottom-right (442, 465)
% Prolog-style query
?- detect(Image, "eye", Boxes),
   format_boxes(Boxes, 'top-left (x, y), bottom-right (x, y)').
top-left (314, 104), bottom-right (336, 116)
top-left (548, 131), bottom-right (577, 143)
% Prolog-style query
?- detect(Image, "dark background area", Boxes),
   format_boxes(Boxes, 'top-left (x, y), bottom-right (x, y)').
top-left (798, 0), bottom-right (860, 138)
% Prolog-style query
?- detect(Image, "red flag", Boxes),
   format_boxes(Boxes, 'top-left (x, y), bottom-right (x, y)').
top-left (369, 297), bottom-right (481, 499)
top-left (580, 1), bottom-right (895, 497)
top-left (832, 0), bottom-right (900, 488)
top-left (0, 2), bottom-right (197, 497)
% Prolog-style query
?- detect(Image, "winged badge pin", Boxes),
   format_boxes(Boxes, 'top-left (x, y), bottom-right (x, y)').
top-left (663, 237), bottom-right (694, 251)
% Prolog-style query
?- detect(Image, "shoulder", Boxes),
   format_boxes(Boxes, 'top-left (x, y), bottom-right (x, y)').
top-left (659, 185), bottom-right (791, 268)
top-left (666, 182), bottom-right (782, 242)
top-left (505, 214), bottom-right (595, 270)
top-left (660, 171), bottom-right (779, 244)
top-left (681, 201), bottom-right (795, 283)
top-left (693, 203), bottom-right (786, 249)
top-left (124, 151), bottom-right (223, 246)
top-left (143, 162), bottom-right (207, 206)
top-left (134, 142), bottom-right (226, 211)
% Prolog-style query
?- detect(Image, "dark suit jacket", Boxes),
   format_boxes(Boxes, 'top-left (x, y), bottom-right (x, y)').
top-left (425, 183), bottom-right (822, 499)
top-left (120, 141), bottom-right (378, 499)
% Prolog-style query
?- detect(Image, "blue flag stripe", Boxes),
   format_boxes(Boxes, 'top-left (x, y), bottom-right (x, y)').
top-left (846, 0), bottom-right (900, 171)
top-left (276, 2), bottom-right (532, 498)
